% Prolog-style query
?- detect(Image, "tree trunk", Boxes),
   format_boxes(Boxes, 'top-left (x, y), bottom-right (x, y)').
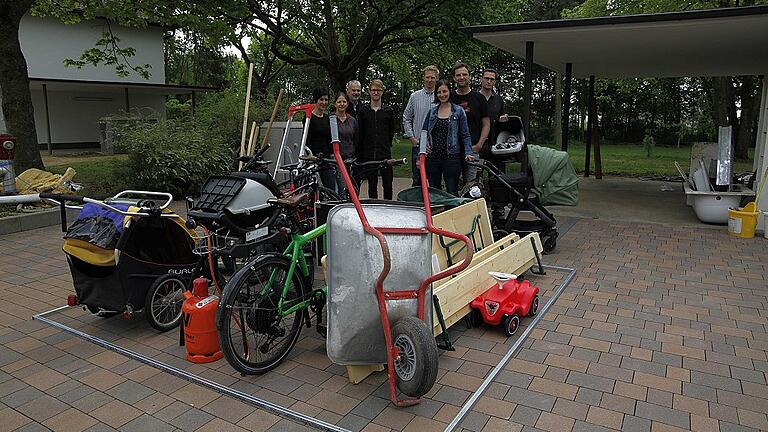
top-left (0, 0), bottom-right (44, 171)
top-left (710, 77), bottom-right (730, 128)
top-left (735, 76), bottom-right (761, 160)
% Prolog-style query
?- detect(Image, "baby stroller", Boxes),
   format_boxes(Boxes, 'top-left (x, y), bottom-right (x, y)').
top-left (463, 116), bottom-right (559, 253)
top-left (58, 192), bottom-right (198, 330)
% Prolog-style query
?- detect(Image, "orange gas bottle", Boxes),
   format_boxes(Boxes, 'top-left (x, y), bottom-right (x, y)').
top-left (182, 278), bottom-right (223, 363)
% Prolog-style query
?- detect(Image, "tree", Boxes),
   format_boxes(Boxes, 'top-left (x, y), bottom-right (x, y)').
top-left (234, 0), bottom-right (474, 90)
top-left (0, 0), bottom-right (44, 171)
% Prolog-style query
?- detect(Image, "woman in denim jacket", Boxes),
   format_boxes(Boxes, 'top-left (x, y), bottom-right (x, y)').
top-left (419, 80), bottom-right (474, 195)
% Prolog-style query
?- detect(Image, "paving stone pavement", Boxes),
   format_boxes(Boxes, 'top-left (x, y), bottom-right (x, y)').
top-left (0, 219), bottom-right (765, 431)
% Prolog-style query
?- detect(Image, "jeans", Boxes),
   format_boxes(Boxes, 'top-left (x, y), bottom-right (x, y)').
top-left (365, 165), bottom-right (394, 199)
top-left (319, 166), bottom-right (337, 193)
top-left (425, 158), bottom-right (462, 196)
top-left (462, 151), bottom-right (481, 183)
top-left (411, 146), bottom-right (421, 186)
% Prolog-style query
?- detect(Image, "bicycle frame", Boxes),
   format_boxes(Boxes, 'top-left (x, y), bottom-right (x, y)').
top-left (262, 223), bottom-right (327, 318)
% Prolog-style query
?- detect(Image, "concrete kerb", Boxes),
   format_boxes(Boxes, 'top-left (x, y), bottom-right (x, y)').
top-left (0, 207), bottom-right (80, 235)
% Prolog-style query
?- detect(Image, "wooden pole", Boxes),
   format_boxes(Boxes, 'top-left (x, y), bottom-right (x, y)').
top-left (259, 89), bottom-right (284, 150)
top-left (562, 63), bottom-right (572, 152)
top-left (249, 124), bottom-right (260, 157)
top-left (239, 63), bottom-right (254, 161)
top-left (240, 123), bottom-right (259, 170)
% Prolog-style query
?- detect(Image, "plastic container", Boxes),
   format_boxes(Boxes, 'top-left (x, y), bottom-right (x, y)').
top-left (728, 207), bottom-right (758, 238)
top-left (763, 211), bottom-right (768, 239)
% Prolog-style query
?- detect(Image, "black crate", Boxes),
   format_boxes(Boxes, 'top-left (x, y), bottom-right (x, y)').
top-left (194, 176), bottom-right (246, 213)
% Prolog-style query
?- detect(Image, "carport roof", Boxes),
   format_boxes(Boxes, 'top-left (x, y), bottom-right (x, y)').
top-left (461, 5), bottom-right (768, 79)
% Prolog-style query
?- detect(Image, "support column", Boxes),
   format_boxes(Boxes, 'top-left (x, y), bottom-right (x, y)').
top-left (522, 41), bottom-right (534, 138)
top-left (124, 88), bottom-right (130, 113)
top-left (562, 63), bottom-right (572, 152)
top-left (754, 76), bottom-right (768, 230)
top-left (555, 73), bottom-right (562, 150)
top-left (191, 91), bottom-right (197, 115)
top-left (584, 75), bottom-right (595, 177)
top-left (42, 84), bottom-right (53, 156)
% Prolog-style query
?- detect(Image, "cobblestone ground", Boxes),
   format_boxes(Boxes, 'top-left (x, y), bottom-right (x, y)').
top-left (0, 219), bottom-right (765, 431)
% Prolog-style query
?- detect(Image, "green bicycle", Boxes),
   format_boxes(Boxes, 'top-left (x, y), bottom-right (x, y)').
top-left (216, 201), bottom-right (329, 375)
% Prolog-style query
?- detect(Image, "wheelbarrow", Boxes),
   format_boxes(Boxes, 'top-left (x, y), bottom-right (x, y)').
top-left (324, 116), bottom-right (474, 407)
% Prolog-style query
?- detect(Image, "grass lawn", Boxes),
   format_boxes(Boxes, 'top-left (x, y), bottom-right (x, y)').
top-left (35, 141), bottom-right (755, 199)
top-left (47, 154), bottom-right (130, 199)
top-left (390, 138), bottom-right (754, 178)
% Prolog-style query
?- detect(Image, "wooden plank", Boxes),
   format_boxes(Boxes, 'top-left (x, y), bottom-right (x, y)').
top-left (431, 199), bottom-right (493, 272)
top-left (432, 232), bottom-right (542, 335)
top-left (346, 364), bottom-right (384, 384)
top-left (433, 232), bottom-right (519, 288)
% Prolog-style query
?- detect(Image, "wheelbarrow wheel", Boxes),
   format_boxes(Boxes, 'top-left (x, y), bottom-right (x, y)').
top-left (145, 274), bottom-right (186, 332)
top-left (392, 316), bottom-right (438, 398)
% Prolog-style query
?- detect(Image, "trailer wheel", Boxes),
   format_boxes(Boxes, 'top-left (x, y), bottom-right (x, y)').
top-left (503, 315), bottom-right (520, 337)
top-left (529, 295), bottom-right (539, 317)
top-left (392, 316), bottom-right (438, 398)
top-left (145, 274), bottom-right (186, 331)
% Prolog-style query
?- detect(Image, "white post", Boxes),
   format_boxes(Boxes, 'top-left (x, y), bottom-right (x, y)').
top-left (754, 76), bottom-right (768, 231)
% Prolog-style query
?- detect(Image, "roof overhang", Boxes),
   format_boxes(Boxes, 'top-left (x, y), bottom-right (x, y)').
top-left (29, 77), bottom-right (218, 95)
top-left (461, 6), bottom-right (768, 79)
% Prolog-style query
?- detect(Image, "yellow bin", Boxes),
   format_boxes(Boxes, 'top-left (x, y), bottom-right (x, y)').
top-left (728, 207), bottom-right (758, 238)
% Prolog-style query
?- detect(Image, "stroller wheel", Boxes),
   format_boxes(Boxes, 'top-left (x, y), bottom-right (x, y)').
top-left (542, 231), bottom-right (558, 254)
top-left (146, 274), bottom-right (187, 332)
top-left (492, 228), bottom-right (509, 241)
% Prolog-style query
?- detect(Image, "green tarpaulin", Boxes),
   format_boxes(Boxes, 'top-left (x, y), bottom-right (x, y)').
top-left (528, 145), bottom-right (579, 206)
top-left (396, 186), bottom-right (473, 208)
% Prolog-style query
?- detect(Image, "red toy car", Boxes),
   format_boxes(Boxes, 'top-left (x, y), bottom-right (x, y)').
top-left (469, 272), bottom-right (539, 336)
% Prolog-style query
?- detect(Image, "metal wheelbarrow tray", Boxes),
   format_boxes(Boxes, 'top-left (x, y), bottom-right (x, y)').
top-left (326, 203), bottom-right (433, 365)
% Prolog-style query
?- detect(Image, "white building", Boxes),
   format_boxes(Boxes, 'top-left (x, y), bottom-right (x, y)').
top-left (0, 15), bottom-right (212, 150)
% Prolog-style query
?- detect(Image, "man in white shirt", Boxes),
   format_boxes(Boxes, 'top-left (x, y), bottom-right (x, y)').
top-left (402, 66), bottom-right (439, 186)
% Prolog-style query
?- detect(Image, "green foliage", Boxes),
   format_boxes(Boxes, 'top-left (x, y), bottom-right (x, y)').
top-left (63, 30), bottom-right (152, 79)
top-left (642, 133), bottom-right (655, 157)
top-left (48, 156), bottom-right (133, 199)
top-left (112, 120), bottom-right (232, 197)
top-left (166, 98), bottom-right (193, 120)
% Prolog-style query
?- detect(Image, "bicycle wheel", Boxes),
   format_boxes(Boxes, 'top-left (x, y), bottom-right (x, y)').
top-left (145, 274), bottom-right (186, 332)
top-left (317, 185), bottom-right (341, 203)
top-left (217, 254), bottom-right (306, 375)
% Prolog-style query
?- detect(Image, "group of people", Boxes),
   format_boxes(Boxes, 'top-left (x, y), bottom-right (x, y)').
top-left (306, 63), bottom-right (509, 198)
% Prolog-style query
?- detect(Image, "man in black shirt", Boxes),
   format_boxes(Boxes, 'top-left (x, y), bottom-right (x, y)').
top-left (357, 79), bottom-right (396, 199)
top-left (479, 68), bottom-right (508, 160)
top-left (451, 62), bottom-right (489, 182)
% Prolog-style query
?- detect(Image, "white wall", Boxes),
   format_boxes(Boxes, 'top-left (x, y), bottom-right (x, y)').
top-left (19, 15), bottom-right (165, 84)
top-left (31, 88), bottom-right (165, 144)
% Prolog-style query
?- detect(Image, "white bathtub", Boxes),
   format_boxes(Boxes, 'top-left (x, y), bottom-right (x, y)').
top-left (683, 184), bottom-right (755, 224)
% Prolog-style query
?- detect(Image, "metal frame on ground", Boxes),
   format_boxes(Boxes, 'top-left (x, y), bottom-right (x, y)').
top-left (32, 263), bottom-right (575, 432)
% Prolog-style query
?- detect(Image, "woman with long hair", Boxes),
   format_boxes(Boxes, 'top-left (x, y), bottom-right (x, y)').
top-left (332, 91), bottom-right (358, 194)
top-left (419, 80), bottom-right (474, 195)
